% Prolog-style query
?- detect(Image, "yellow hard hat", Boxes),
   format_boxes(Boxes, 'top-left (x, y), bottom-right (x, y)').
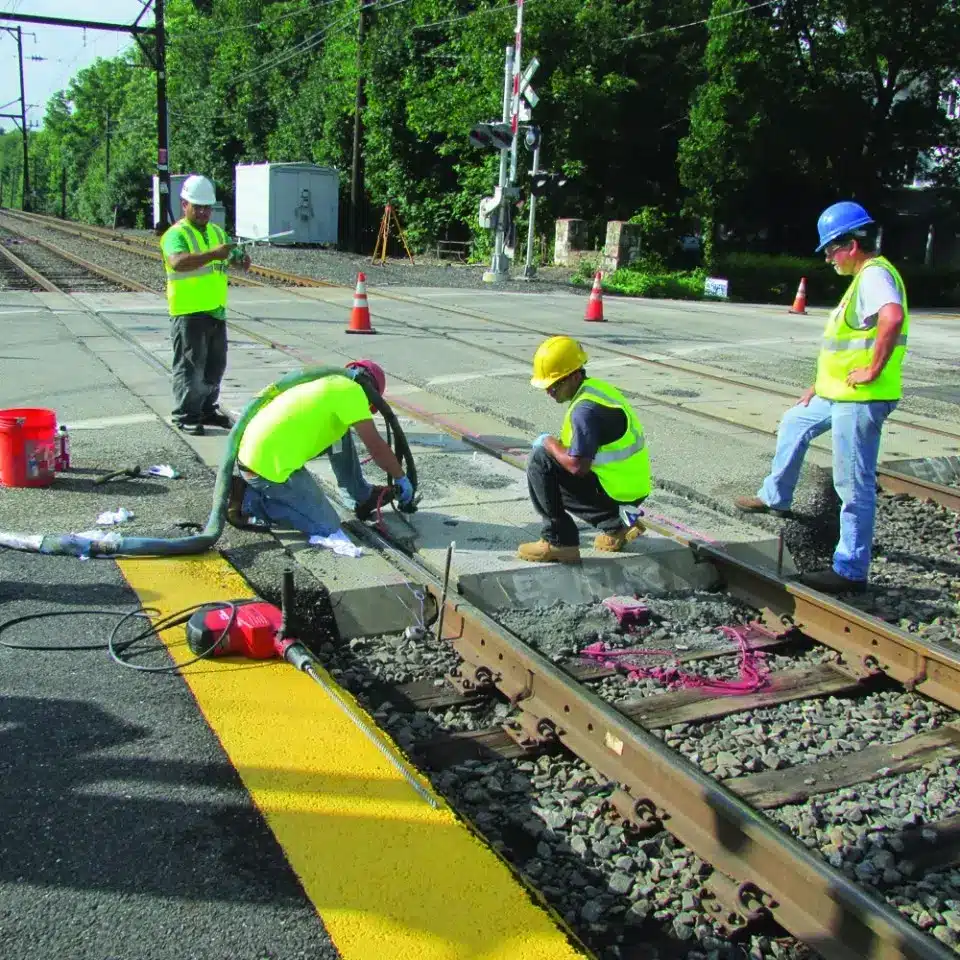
top-left (530, 336), bottom-right (588, 389)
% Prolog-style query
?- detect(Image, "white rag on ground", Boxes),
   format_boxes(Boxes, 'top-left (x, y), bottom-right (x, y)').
top-left (308, 529), bottom-right (363, 558)
top-left (96, 507), bottom-right (135, 526)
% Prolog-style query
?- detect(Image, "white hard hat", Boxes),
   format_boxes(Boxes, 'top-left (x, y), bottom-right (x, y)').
top-left (180, 174), bottom-right (217, 206)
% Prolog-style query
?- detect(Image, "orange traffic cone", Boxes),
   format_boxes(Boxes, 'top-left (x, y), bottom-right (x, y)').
top-left (789, 277), bottom-right (808, 315)
top-left (584, 271), bottom-right (605, 322)
top-left (346, 272), bottom-right (376, 334)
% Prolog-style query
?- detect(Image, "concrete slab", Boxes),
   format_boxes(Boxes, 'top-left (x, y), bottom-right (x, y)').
top-left (881, 455), bottom-right (960, 485)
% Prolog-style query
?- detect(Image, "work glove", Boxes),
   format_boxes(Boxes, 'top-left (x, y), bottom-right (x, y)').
top-left (394, 475), bottom-right (415, 505)
top-left (531, 433), bottom-right (551, 450)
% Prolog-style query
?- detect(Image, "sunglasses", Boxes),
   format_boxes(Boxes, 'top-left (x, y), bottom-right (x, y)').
top-left (824, 240), bottom-right (852, 257)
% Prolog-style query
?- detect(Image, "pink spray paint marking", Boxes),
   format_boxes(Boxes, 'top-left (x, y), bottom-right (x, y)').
top-left (601, 596), bottom-right (650, 631)
top-left (580, 623), bottom-right (775, 695)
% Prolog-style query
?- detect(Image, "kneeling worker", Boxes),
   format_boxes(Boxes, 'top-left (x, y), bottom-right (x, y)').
top-left (228, 360), bottom-right (415, 537)
top-left (519, 336), bottom-right (651, 563)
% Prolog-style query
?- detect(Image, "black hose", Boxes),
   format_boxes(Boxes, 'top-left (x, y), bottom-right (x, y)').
top-left (0, 603), bottom-right (238, 674)
top-left (358, 378), bottom-right (418, 509)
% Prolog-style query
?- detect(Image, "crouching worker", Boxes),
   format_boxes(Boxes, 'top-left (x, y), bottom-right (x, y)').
top-left (518, 336), bottom-right (652, 564)
top-left (226, 360), bottom-right (415, 539)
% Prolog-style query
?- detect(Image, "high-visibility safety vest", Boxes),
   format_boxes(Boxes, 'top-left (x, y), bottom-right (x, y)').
top-left (814, 256), bottom-right (909, 402)
top-left (559, 377), bottom-right (651, 502)
top-left (161, 219), bottom-right (229, 316)
top-left (238, 375), bottom-right (372, 483)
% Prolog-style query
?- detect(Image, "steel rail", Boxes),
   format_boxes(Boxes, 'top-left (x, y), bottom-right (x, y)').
top-left (876, 466), bottom-right (960, 512)
top-left (690, 540), bottom-right (960, 711)
top-left (0, 240), bottom-right (63, 293)
top-left (341, 516), bottom-right (952, 960)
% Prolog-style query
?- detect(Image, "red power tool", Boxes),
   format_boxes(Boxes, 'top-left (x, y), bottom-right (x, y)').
top-left (185, 570), bottom-right (310, 667)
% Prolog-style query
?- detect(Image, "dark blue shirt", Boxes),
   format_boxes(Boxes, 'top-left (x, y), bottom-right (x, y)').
top-left (567, 400), bottom-right (627, 460)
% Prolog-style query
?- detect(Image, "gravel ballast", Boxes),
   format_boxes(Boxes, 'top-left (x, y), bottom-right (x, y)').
top-left (312, 584), bottom-right (960, 959)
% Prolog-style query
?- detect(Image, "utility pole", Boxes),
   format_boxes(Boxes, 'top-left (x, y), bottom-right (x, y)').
top-left (155, 0), bottom-right (172, 232)
top-left (349, 0), bottom-right (370, 253)
top-left (16, 26), bottom-right (29, 210)
top-left (0, 26), bottom-right (31, 211)
top-left (523, 134), bottom-right (540, 278)
top-left (0, 8), bottom-right (162, 220)
top-left (482, 46), bottom-right (514, 283)
top-left (60, 166), bottom-right (67, 218)
top-left (105, 105), bottom-right (111, 179)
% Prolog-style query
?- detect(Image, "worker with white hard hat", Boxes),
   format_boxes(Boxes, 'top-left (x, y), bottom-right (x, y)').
top-left (734, 200), bottom-right (909, 595)
top-left (518, 336), bottom-right (652, 563)
top-left (160, 174), bottom-right (250, 436)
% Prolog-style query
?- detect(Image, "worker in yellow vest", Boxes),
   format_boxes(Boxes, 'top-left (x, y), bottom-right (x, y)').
top-left (160, 174), bottom-right (250, 436)
top-left (518, 336), bottom-right (651, 563)
top-left (735, 201), bottom-right (908, 594)
top-left (227, 360), bottom-right (414, 547)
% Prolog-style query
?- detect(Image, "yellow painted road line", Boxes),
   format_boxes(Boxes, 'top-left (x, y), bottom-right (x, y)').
top-left (117, 554), bottom-right (587, 960)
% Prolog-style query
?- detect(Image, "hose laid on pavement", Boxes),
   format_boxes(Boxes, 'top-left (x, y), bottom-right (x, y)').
top-left (0, 366), bottom-right (417, 559)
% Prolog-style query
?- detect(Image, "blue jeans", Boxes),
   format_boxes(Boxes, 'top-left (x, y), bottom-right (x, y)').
top-left (240, 430), bottom-right (373, 537)
top-left (757, 395), bottom-right (897, 581)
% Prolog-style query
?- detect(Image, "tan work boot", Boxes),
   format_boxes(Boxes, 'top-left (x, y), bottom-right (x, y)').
top-left (595, 523), bottom-right (645, 552)
top-left (734, 495), bottom-right (789, 517)
top-left (517, 540), bottom-right (581, 564)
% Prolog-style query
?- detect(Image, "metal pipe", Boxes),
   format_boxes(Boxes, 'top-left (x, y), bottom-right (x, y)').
top-left (434, 541), bottom-right (455, 642)
top-left (522, 141), bottom-right (540, 279)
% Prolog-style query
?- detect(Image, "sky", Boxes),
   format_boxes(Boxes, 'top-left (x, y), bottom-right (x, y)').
top-left (0, 1), bottom-right (149, 130)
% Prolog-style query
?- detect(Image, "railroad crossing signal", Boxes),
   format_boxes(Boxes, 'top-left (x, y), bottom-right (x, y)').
top-left (469, 122), bottom-right (513, 151)
top-left (518, 57), bottom-right (539, 107)
top-left (530, 171), bottom-right (569, 198)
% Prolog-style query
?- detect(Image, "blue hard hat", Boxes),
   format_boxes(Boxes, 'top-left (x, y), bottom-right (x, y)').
top-left (815, 201), bottom-right (874, 252)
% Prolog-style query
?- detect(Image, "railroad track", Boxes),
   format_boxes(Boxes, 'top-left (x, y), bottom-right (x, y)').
top-left (329, 512), bottom-right (960, 960)
top-left (46, 252), bottom-right (960, 959)
top-left (0, 223), bottom-right (153, 294)
top-left (4, 208), bottom-right (955, 513)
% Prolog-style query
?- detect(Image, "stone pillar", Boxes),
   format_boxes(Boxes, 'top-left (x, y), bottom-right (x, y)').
top-left (553, 218), bottom-right (589, 267)
top-left (601, 221), bottom-right (643, 273)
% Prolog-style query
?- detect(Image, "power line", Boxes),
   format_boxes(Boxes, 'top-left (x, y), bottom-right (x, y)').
top-left (616, 0), bottom-right (777, 44)
top-left (413, 1), bottom-right (536, 33)
top-left (168, 0), bottom-right (344, 40)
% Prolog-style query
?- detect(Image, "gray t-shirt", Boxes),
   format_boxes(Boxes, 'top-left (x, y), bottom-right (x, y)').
top-left (852, 262), bottom-right (902, 329)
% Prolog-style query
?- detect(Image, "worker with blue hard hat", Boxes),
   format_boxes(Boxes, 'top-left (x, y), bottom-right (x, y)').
top-left (734, 200), bottom-right (910, 594)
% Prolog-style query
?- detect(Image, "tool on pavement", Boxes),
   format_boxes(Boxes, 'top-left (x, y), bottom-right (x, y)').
top-left (94, 465), bottom-right (142, 485)
top-left (187, 568), bottom-right (438, 807)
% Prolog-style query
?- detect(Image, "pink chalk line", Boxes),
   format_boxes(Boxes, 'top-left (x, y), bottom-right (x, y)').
top-left (579, 624), bottom-right (772, 695)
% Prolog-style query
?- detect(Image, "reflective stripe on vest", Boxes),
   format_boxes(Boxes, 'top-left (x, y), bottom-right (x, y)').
top-left (162, 220), bottom-right (229, 316)
top-left (559, 378), bottom-right (652, 502)
top-left (813, 256), bottom-right (909, 403)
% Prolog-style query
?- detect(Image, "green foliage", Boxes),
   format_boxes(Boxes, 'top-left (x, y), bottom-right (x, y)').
top-left (626, 206), bottom-right (683, 268)
top-left (717, 252), bottom-right (846, 305)
top-left (573, 264), bottom-right (706, 300)
top-left (4, 0), bottom-right (959, 264)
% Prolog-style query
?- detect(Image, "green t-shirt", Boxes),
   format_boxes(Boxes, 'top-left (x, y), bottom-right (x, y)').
top-left (238, 375), bottom-right (373, 483)
top-left (160, 221), bottom-right (227, 321)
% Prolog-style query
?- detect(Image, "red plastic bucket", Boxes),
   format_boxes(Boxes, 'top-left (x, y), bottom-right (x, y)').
top-left (0, 408), bottom-right (57, 488)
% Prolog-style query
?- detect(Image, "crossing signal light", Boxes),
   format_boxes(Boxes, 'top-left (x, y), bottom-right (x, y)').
top-left (530, 172), bottom-right (569, 198)
top-left (469, 122), bottom-right (513, 151)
